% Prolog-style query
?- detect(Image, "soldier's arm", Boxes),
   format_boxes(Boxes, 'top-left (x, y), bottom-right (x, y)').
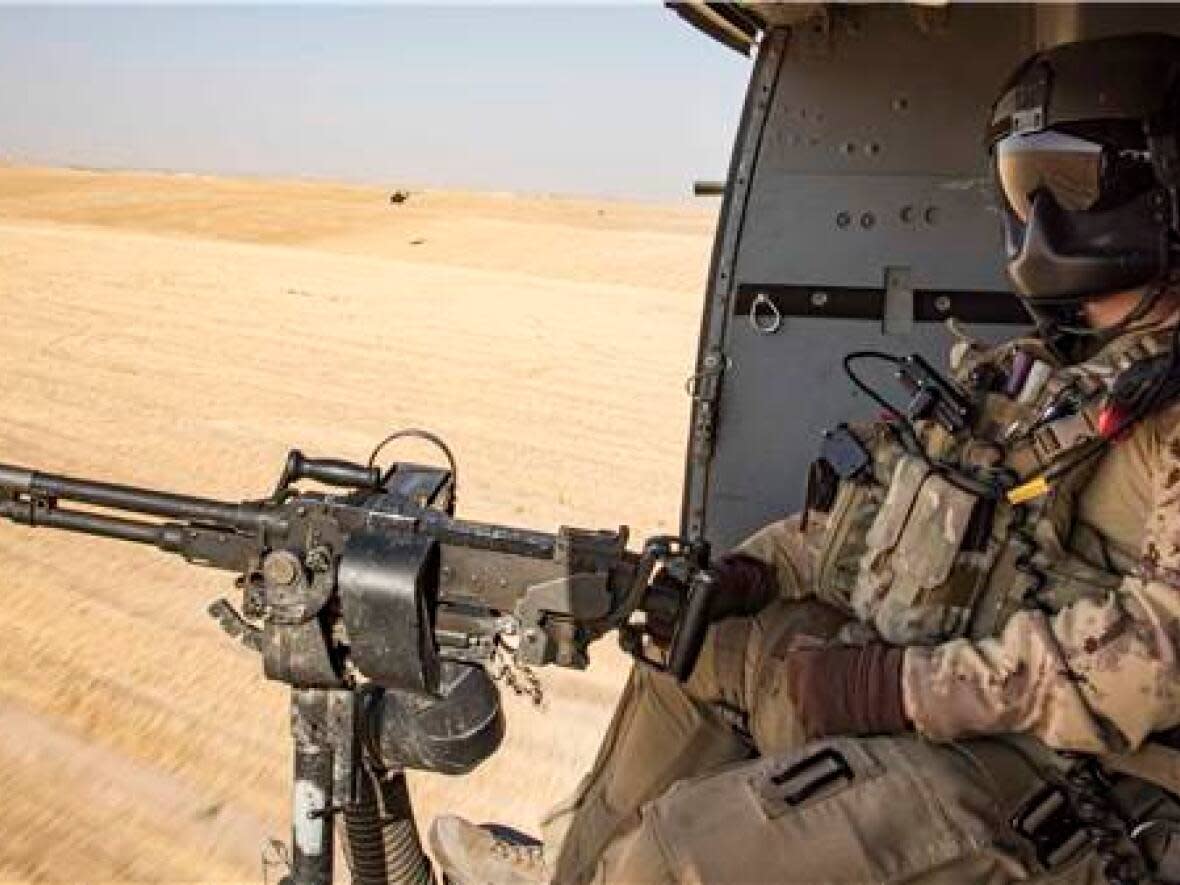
top-left (732, 513), bottom-right (823, 601)
top-left (903, 409), bottom-right (1180, 753)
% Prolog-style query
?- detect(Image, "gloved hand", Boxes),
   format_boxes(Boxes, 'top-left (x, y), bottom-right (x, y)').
top-left (709, 552), bottom-right (779, 619)
top-left (784, 642), bottom-right (910, 739)
top-left (645, 552), bottom-right (777, 647)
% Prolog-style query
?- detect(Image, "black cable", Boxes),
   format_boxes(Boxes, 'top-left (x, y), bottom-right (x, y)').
top-left (842, 351), bottom-right (934, 462)
top-left (841, 351), bottom-right (906, 419)
top-left (842, 352), bottom-right (1005, 498)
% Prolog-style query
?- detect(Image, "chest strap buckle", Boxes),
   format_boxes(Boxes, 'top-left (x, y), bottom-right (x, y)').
top-left (1011, 783), bottom-right (1090, 869)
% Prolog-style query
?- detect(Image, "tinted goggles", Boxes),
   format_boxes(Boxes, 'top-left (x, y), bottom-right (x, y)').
top-left (993, 129), bottom-right (1154, 223)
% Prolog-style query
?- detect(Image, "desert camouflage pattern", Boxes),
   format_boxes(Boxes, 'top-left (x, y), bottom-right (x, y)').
top-left (540, 323), bottom-right (1180, 883)
top-left (542, 518), bottom-right (1169, 884)
top-left (738, 324), bottom-right (1180, 755)
top-left (905, 398), bottom-right (1180, 753)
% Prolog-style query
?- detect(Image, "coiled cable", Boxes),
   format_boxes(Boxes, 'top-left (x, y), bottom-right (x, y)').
top-left (342, 765), bottom-right (433, 885)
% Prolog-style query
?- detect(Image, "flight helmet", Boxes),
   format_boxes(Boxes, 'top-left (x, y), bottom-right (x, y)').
top-left (987, 33), bottom-right (1180, 342)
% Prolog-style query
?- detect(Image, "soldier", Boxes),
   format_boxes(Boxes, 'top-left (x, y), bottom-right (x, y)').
top-left (433, 33), bottom-right (1180, 884)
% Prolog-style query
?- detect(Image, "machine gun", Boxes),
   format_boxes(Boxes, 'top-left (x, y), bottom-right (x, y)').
top-left (0, 434), bottom-right (716, 885)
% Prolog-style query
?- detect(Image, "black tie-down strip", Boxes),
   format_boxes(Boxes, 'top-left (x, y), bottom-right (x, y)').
top-left (733, 284), bottom-right (1031, 326)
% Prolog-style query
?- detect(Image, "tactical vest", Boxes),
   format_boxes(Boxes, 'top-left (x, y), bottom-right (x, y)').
top-left (812, 326), bottom-right (1173, 647)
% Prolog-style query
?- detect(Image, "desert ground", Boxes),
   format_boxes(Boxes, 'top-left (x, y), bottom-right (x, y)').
top-left (0, 164), bottom-right (716, 882)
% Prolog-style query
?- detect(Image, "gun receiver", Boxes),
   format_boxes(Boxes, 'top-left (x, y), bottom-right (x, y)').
top-left (0, 444), bottom-right (709, 885)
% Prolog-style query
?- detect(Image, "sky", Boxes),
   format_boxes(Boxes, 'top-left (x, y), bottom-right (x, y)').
top-left (0, 4), bottom-right (752, 201)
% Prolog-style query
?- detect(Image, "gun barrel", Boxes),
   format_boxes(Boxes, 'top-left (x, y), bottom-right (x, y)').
top-left (0, 495), bottom-right (259, 571)
top-left (0, 498), bottom-right (173, 545)
top-left (0, 462), bottom-right (273, 532)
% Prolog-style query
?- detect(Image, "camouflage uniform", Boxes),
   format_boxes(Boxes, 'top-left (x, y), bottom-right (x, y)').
top-left (541, 325), bottom-right (1180, 884)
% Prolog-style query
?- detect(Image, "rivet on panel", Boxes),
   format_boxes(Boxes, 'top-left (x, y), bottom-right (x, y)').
top-left (840, 141), bottom-right (856, 155)
top-left (836, 211), bottom-right (852, 229)
top-left (924, 206), bottom-right (939, 225)
top-left (864, 142), bottom-right (881, 156)
top-left (934, 296), bottom-right (952, 313)
top-left (810, 291), bottom-right (830, 308)
top-left (899, 205), bottom-right (915, 224)
top-left (892, 96), bottom-right (909, 112)
top-left (860, 212), bottom-right (876, 229)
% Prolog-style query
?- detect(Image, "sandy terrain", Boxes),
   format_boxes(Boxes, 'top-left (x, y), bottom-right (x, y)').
top-left (0, 164), bottom-right (715, 882)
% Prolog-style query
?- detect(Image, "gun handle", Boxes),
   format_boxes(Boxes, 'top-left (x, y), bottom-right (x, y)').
top-left (278, 450), bottom-right (381, 495)
top-left (666, 570), bottom-right (718, 681)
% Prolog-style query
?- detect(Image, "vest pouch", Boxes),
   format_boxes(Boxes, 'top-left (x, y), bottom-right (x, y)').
top-left (847, 455), bottom-right (932, 624)
top-left (814, 425), bottom-right (901, 608)
top-left (871, 469), bottom-right (982, 644)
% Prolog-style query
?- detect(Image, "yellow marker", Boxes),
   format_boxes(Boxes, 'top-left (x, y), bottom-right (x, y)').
top-left (1007, 476), bottom-right (1051, 505)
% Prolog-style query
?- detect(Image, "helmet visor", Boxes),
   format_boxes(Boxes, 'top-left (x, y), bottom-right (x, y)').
top-left (994, 130), bottom-right (1105, 222)
top-left (993, 128), bottom-right (1155, 223)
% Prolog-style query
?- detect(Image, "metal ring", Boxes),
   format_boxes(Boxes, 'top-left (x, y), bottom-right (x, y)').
top-left (750, 292), bottom-right (782, 335)
top-left (684, 357), bottom-right (731, 401)
top-left (367, 428), bottom-right (459, 497)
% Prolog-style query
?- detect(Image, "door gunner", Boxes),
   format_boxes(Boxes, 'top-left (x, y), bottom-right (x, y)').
top-left (434, 34), bottom-right (1180, 885)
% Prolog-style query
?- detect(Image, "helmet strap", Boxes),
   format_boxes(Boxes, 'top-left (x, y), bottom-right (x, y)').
top-left (1040, 270), bottom-right (1178, 362)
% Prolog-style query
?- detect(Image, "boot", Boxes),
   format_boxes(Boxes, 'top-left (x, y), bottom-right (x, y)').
top-left (429, 815), bottom-right (550, 885)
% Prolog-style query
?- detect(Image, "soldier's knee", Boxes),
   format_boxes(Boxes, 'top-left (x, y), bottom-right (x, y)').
top-left (639, 736), bottom-right (1036, 884)
top-left (590, 811), bottom-right (678, 885)
top-left (685, 615), bottom-right (752, 705)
